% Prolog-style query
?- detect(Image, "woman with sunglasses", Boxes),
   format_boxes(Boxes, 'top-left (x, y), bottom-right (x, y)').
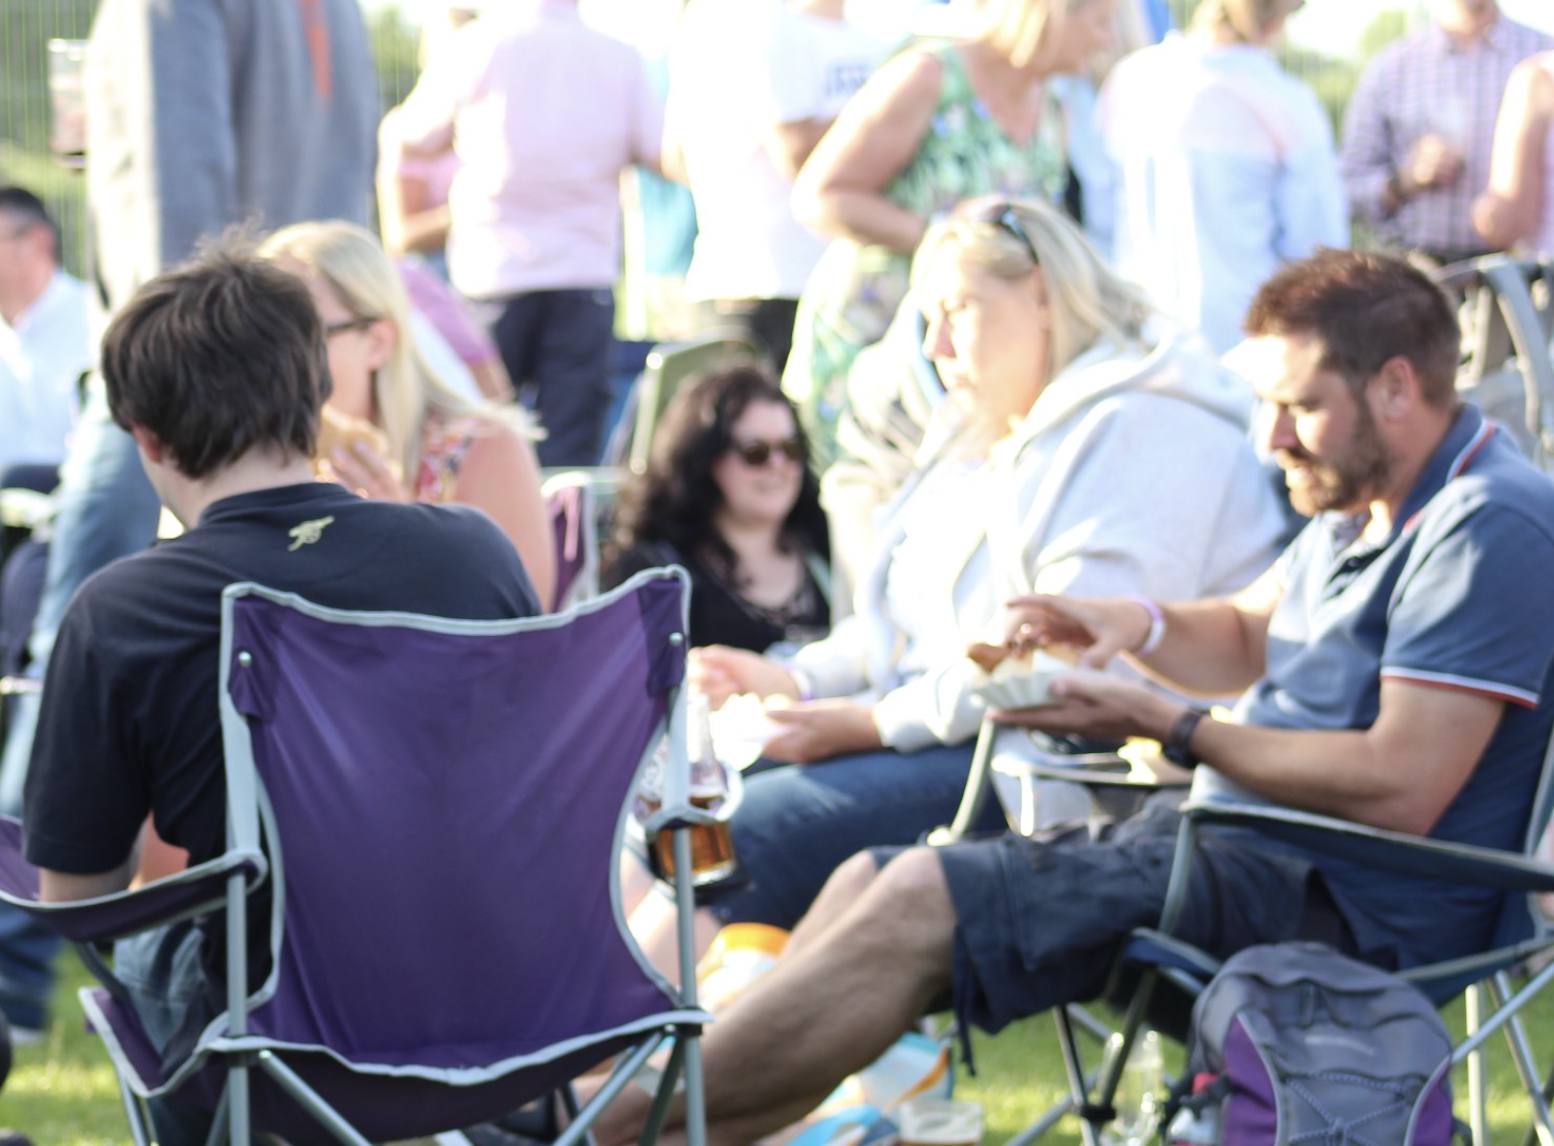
top-left (688, 197), bottom-right (1286, 934)
top-left (260, 221), bottom-right (556, 607)
top-left (604, 365), bottom-right (832, 652)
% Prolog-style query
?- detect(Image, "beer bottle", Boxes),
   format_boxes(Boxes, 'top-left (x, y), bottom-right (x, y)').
top-left (649, 693), bottom-right (739, 885)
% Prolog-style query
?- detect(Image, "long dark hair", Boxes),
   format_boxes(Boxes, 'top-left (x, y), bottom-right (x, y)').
top-left (606, 364), bottom-right (830, 581)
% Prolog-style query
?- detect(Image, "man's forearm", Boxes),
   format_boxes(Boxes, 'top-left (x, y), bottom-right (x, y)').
top-left (1179, 679), bottom-right (1499, 837)
top-left (1188, 719), bottom-right (1412, 829)
top-left (1131, 598), bottom-right (1268, 698)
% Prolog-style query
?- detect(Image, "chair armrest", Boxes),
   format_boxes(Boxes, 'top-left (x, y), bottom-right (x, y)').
top-left (1183, 796), bottom-right (1554, 894)
top-left (1014, 758), bottom-right (1189, 791)
top-left (0, 816), bottom-right (267, 943)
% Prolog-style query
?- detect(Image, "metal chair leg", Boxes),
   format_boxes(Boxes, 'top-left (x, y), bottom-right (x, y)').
top-left (1468, 983), bottom-right (1488, 1146)
top-left (118, 1072), bottom-right (155, 1146)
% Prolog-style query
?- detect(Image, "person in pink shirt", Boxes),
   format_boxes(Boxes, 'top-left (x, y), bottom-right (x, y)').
top-left (394, 0), bottom-right (665, 467)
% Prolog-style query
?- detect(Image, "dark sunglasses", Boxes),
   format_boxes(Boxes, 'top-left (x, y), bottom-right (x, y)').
top-left (730, 436), bottom-right (807, 467)
top-left (984, 202), bottom-right (1040, 267)
top-left (324, 315), bottom-right (380, 337)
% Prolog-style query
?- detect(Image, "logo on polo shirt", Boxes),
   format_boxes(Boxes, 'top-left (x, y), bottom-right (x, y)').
top-left (287, 515), bottom-right (336, 552)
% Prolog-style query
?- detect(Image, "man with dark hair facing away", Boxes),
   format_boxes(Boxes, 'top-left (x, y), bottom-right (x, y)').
top-left (0, 0), bottom-right (381, 1046)
top-left (594, 248), bottom-right (1554, 1146)
top-left (20, 243), bottom-right (538, 1146)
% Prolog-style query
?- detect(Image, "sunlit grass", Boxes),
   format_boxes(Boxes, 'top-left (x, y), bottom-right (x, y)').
top-left (4, 952), bottom-right (1553, 1144)
top-left (1, 950), bottom-right (126, 1142)
top-left (957, 989), bottom-right (1554, 1145)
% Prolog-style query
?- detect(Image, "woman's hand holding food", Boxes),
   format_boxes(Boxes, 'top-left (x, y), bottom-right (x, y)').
top-left (321, 437), bottom-right (409, 503)
top-left (315, 406), bottom-right (407, 502)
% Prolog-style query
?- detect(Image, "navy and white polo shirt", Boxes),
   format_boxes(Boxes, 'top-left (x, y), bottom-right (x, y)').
top-left (1209, 405), bottom-right (1554, 967)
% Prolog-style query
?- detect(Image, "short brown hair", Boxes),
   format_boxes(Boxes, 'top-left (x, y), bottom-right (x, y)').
top-left (1245, 249), bottom-right (1460, 407)
top-left (101, 240), bottom-right (331, 478)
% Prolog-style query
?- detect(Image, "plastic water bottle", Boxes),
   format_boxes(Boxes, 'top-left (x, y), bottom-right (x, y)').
top-left (1102, 1029), bottom-right (1162, 1146)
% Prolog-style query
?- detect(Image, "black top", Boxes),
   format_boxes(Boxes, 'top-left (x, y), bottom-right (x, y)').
top-left (604, 541), bottom-right (829, 652)
top-left (25, 482), bottom-right (539, 874)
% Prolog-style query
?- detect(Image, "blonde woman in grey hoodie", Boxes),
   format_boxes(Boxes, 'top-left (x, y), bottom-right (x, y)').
top-left (674, 196), bottom-right (1286, 936)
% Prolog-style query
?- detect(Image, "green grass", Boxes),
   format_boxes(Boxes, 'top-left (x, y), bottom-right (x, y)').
top-left (956, 988), bottom-right (1554, 1146)
top-left (0, 950), bottom-right (126, 1143)
top-left (4, 953), bottom-right (1553, 1144)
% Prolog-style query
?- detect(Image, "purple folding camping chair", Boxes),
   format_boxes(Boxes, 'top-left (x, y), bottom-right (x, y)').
top-left (0, 568), bottom-right (713, 1146)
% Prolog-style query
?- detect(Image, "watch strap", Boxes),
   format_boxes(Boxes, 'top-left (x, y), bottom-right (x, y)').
top-left (1162, 706), bottom-right (1210, 768)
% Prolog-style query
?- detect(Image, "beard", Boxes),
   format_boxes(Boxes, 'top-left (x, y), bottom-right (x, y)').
top-left (1277, 403), bottom-right (1392, 517)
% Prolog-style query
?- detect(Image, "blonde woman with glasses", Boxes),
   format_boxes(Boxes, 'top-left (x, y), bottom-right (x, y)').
top-left (260, 220), bottom-right (555, 606)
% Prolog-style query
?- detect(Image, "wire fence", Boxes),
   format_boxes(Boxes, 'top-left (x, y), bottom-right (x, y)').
top-left (0, 1), bottom-right (1419, 281)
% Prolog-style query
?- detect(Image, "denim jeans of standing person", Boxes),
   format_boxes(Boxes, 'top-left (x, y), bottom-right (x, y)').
top-left (490, 287), bottom-right (616, 467)
top-left (0, 383), bottom-right (162, 1034)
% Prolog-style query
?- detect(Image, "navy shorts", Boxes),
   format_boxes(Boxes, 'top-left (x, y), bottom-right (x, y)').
top-left (907, 798), bottom-right (1351, 1036)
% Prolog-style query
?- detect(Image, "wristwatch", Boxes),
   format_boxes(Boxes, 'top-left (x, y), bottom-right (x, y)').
top-left (1161, 706), bottom-right (1210, 769)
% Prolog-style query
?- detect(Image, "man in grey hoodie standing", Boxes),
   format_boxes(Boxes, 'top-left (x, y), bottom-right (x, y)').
top-left (0, 0), bottom-right (378, 1047)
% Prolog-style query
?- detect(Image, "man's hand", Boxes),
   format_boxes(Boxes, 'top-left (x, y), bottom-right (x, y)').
top-left (690, 646), bottom-right (801, 709)
top-left (1402, 134), bottom-right (1466, 194)
top-left (1004, 595), bottom-right (1155, 668)
top-left (992, 672), bottom-right (1180, 743)
top-left (763, 699), bottom-right (882, 763)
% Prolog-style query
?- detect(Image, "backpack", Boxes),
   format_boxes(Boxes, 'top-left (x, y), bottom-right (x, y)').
top-left (1169, 941), bottom-right (1459, 1146)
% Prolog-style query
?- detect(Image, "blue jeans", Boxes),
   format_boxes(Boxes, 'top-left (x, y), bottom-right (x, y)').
top-left (0, 383), bottom-right (161, 1030)
top-left (117, 923), bottom-right (226, 1146)
top-left (711, 742), bottom-right (1005, 930)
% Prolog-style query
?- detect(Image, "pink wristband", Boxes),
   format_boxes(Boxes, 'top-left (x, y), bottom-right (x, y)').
top-left (1126, 595), bottom-right (1167, 656)
top-left (788, 668), bottom-right (814, 701)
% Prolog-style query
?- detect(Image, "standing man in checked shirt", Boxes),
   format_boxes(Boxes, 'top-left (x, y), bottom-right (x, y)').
top-left (1340, 0), bottom-right (1551, 265)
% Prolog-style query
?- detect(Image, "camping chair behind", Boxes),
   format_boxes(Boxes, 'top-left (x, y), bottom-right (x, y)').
top-left (1434, 254), bottom-right (1554, 470)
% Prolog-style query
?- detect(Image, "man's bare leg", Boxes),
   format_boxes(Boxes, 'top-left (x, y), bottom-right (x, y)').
top-left (595, 847), bottom-right (957, 1146)
top-left (782, 850), bottom-right (882, 958)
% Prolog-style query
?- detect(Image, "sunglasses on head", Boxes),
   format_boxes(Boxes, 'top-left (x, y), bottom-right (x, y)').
top-left (731, 436), bottom-right (807, 467)
top-left (983, 202), bottom-right (1040, 267)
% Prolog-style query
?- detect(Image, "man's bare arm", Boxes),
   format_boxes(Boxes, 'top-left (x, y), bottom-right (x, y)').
top-left (1011, 674), bottom-right (1500, 836)
top-left (39, 850), bottom-right (140, 903)
top-left (1134, 566), bottom-right (1281, 695)
top-left (1189, 682), bottom-right (1499, 834)
top-left (1006, 561), bottom-right (1283, 697)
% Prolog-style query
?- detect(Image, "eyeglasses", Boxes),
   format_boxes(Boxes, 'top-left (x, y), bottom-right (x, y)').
top-left (984, 202), bottom-right (1040, 267)
top-left (324, 315), bottom-right (380, 337)
top-left (730, 436), bottom-right (807, 467)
